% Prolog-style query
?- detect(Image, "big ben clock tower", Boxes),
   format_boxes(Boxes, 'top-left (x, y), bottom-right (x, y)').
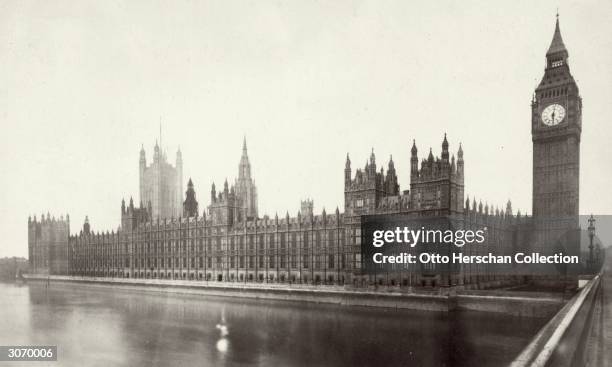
top-left (532, 15), bottom-right (581, 252)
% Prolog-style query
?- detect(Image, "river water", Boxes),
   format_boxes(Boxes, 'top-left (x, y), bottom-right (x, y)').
top-left (0, 282), bottom-right (546, 366)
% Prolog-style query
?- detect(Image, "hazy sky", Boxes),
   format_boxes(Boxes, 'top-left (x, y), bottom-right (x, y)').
top-left (1, 0), bottom-right (611, 258)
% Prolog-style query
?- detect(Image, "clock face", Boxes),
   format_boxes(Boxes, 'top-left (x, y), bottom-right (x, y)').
top-left (541, 104), bottom-right (566, 126)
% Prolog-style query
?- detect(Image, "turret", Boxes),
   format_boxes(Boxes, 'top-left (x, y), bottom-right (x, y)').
top-left (153, 141), bottom-right (160, 162)
top-left (211, 182), bottom-right (216, 203)
top-left (385, 155), bottom-right (399, 195)
top-left (183, 178), bottom-right (199, 218)
top-left (457, 143), bottom-right (464, 177)
top-left (411, 140), bottom-right (418, 179)
top-left (176, 147), bottom-right (183, 169)
top-left (387, 155), bottom-right (394, 172)
top-left (83, 216), bottom-right (90, 235)
top-left (441, 133), bottom-right (449, 163)
top-left (344, 154), bottom-right (351, 187)
top-left (369, 148), bottom-right (376, 176)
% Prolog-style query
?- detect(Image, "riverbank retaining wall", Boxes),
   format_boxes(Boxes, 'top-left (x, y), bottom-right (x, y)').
top-left (24, 274), bottom-right (563, 317)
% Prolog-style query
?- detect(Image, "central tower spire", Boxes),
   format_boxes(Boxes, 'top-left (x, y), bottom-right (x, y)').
top-left (235, 137), bottom-right (258, 219)
top-left (239, 136), bottom-right (250, 178)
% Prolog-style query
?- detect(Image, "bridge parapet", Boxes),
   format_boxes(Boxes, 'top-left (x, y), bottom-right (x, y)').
top-left (510, 273), bottom-right (602, 367)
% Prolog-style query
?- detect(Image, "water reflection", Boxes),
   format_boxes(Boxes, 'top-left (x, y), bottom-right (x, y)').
top-left (216, 309), bottom-right (229, 353)
top-left (0, 282), bottom-right (546, 367)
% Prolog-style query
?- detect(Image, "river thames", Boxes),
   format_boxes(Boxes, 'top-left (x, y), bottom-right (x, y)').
top-left (0, 282), bottom-right (546, 366)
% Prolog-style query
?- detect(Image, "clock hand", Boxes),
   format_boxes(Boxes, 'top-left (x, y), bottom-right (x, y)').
top-left (551, 110), bottom-right (555, 123)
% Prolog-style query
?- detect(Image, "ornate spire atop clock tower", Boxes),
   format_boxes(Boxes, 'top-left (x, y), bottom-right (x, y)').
top-left (546, 13), bottom-right (568, 60)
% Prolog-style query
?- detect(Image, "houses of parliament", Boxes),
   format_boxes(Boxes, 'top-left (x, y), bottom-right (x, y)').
top-left (27, 17), bottom-right (583, 289)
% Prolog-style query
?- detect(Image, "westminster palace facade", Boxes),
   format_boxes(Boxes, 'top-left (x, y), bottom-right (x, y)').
top-left (28, 17), bottom-right (582, 289)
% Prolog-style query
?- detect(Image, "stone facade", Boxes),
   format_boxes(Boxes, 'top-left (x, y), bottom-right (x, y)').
top-left (28, 213), bottom-right (70, 275)
top-left (61, 136), bottom-right (531, 289)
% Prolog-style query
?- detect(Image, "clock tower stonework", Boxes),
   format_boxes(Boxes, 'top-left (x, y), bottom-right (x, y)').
top-left (531, 16), bottom-right (582, 253)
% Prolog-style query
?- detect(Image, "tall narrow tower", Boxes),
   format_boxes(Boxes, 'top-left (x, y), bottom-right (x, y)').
top-left (176, 148), bottom-right (183, 216)
top-left (235, 137), bottom-right (258, 219)
top-left (139, 145), bottom-right (146, 203)
top-left (139, 139), bottom-right (183, 220)
top-left (531, 15), bottom-right (581, 251)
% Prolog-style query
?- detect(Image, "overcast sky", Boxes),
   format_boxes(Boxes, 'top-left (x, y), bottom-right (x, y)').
top-left (1, 0), bottom-right (611, 258)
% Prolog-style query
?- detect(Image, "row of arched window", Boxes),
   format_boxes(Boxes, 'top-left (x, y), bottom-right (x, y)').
top-left (541, 86), bottom-right (569, 100)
